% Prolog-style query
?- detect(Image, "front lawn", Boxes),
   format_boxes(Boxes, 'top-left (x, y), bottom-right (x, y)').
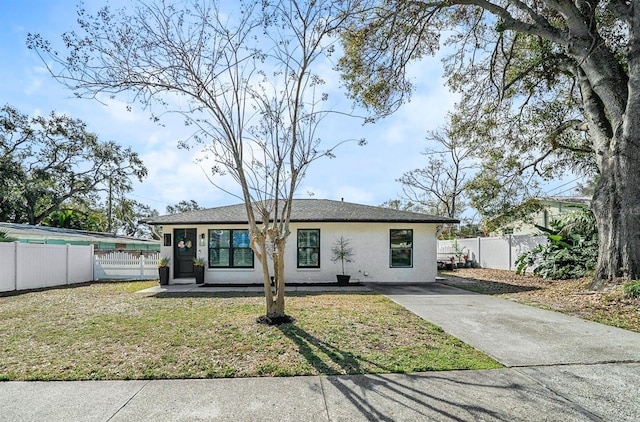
top-left (0, 281), bottom-right (501, 380)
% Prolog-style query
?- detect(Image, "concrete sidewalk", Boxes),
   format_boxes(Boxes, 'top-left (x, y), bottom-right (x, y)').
top-left (2, 364), bottom-right (639, 421)
top-left (2, 282), bottom-right (640, 421)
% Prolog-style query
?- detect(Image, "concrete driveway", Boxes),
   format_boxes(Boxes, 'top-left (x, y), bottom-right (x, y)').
top-left (365, 282), bottom-right (640, 367)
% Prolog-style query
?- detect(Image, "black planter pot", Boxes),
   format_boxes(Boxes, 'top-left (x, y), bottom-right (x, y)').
top-left (194, 266), bottom-right (205, 284)
top-left (158, 267), bottom-right (170, 285)
top-left (336, 274), bottom-right (351, 285)
top-left (445, 262), bottom-right (455, 270)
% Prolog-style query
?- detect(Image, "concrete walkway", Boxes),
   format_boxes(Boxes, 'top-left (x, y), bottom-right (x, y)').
top-left (2, 282), bottom-right (640, 421)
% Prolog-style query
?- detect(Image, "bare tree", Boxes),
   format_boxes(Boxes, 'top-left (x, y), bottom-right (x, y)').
top-left (398, 128), bottom-right (474, 219)
top-left (28, 0), bottom-right (365, 320)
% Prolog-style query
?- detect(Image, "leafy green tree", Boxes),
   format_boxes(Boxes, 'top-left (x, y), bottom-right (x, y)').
top-left (166, 200), bottom-right (201, 215)
top-left (42, 205), bottom-right (106, 232)
top-left (338, 0), bottom-right (636, 287)
top-left (111, 197), bottom-right (159, 239)
top-left (0, 105), bottom-right (148, 226)
top-left (379, 199), bottom-right (426, 213)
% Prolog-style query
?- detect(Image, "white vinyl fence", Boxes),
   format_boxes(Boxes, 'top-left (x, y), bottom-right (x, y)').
top-left (94, 251), bottom-right (160, 280)
top-left (438, 235), bottom-right (548, 271)
top-left (0, 242), bottom-right (94, 293)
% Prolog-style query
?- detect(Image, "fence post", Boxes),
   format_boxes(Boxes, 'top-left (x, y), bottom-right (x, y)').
top-left (140, 255), bottom-right (145, 280)
top-left (508, 234), bottom-right (512, 271)
top-left (91, 244), bottom-right (95, 281)
top-left (66, 244), bottom-right (71, 285)
top-left (13, 241), bottom-right (19, 292)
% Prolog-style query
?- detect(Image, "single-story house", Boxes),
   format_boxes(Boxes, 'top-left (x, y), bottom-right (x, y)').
top-left (144, 199), bottom-right (457, 285)
top-left (0, 222), bottom-right (160, 251)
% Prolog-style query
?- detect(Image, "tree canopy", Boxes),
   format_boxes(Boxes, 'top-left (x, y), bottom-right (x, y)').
top-left (0, 105), bottom-right (148, 226)
top-left (339, 0), bottom-right (636, 286)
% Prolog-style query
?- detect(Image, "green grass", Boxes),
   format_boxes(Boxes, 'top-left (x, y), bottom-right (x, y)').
top-left (0, 281), bottom-right (501, 380)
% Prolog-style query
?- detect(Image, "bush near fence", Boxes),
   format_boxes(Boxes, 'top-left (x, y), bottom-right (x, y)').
top-left (438, 235), bottom-right (548, 271)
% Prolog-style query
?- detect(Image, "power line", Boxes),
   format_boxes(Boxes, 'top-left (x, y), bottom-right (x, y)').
top-left (128, 192), bottom-right (172, 207)
top-left (544, 177), bottom-right (582, 195)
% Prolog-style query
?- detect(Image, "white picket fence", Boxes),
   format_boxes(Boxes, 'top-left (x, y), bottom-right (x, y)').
top-left (94, 251), bottom-right (160, 280)
top-left (438, 235), bottom-right (548, 271)
top-left (0, 242), bottom-right (94, 292)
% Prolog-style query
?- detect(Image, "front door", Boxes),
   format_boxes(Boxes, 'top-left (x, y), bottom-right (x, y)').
top-left (174, 228), bottom-right (197, 278)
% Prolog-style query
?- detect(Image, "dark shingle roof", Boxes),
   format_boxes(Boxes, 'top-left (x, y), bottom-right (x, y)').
top-left (144, 199), bottom-right (457, 225)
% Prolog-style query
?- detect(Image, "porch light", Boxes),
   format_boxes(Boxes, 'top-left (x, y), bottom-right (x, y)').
top-left (200, 233), bottom-right (205, 246)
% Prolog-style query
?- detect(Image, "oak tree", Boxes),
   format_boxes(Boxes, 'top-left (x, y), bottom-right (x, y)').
top-left (0, 105), bottom-right (147, 226)
top-left (339, 0), bottom-right (636, 287)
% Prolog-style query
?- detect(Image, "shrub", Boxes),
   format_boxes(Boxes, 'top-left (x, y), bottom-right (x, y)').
top-left (0, 229), bottom-right (17, 242)
top-left (516, 208), bottom-right (597, 279)
top-left (622, 280), bottom-right (640, 298)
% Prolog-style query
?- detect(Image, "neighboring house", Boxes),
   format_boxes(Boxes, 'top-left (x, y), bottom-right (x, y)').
top-left (0, 222), bottom-right (160, 251)
top-left (144, 199), bottom-right (457, 285)
top-left (495, 196), bottom-right (591, 235)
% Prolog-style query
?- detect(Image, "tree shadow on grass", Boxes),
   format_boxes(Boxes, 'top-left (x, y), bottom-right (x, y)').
top-left (276, 323), bottom-right (375, 375)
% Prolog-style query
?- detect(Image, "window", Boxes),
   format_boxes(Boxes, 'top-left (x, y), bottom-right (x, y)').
top-left (390, 229), bottom-right (413, 268)
top-left (208, 229), bottom-right (254, 268)
top-left (297, 229), bottom-right (320, 268)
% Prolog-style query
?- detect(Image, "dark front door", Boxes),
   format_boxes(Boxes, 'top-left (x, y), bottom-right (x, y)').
top-left (174, 228), bottom-right (197, 278)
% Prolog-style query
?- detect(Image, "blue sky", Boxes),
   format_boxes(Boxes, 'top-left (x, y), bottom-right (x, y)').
top-left (1, 1), bottom-right (579, 218)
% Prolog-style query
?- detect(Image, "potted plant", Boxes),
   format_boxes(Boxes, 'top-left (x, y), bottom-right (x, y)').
top-left (463, 254), bottom-right (472, 268)
top-left (193, 257), bottom-right (205, 284)
top-left (158, 256), bottom-right (170, 285)
top-left (445, 256), bottom-right (455, 270)
top-left (331, 236), bottom-right (355, 284)
top-left (453, 239), bottom-right (465, 268)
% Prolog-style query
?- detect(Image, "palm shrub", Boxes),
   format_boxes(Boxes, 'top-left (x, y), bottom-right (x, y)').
top-left (0, 229), bottom-right (17, 242)
top-left (516, 207), bottom-right (598, 279)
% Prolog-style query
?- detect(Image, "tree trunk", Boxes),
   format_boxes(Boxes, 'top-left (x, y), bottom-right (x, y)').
top-left (253, 231), bottom-right (287, 320)
top-left (591, 134), bottom-right (640, 288)
top-left (270, 237), bottom-right (287, 318)
top-left (588, 12), bottom-right (640, 289)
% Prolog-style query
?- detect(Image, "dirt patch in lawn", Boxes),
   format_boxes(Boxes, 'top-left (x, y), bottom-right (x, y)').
top-left (439, 268), bottom-right (640, 333)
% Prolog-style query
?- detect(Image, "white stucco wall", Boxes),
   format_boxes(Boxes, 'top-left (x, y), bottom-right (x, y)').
top-left (160, 221), bottom-right (438, 284)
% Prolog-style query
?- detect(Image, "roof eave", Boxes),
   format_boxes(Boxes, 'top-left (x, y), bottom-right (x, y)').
top-left (146, 218), bottom-right (459, 225)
